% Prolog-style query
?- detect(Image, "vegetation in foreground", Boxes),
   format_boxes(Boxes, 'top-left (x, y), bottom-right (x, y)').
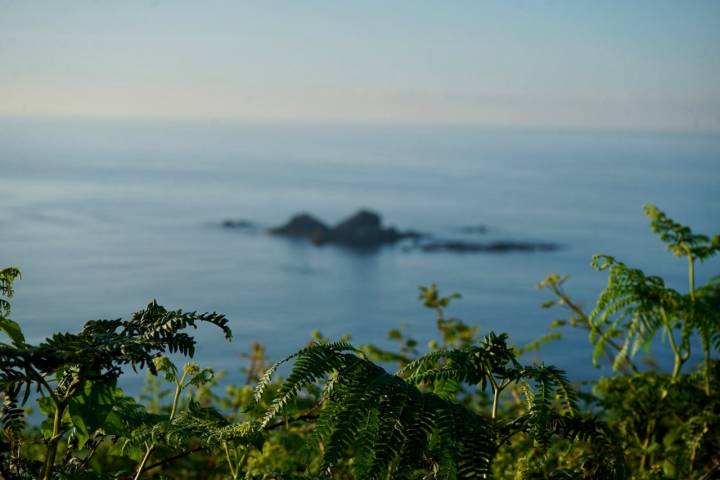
top-left (1, 205), bottom-right (719, 479)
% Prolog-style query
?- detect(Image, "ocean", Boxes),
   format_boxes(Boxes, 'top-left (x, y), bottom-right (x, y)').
top-left (1, 117), bottom-right (719, 392)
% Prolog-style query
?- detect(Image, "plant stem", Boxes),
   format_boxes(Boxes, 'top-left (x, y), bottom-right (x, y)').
top-left (41, 401), bottom-right (66, 480)
top-left (170, 385), bottom-right (182, 421)
top-left (134, 370), bottom-right (188, 479)
top-left (688, 254), bottom-right (712, 395)
top-left (702, 338), bottom-right (711, 395)
top-left (638, 419), bottom-right (656, 472)
top-left (491, 379), bottom-right (507, 420)
top-left (79, 435), bottom-right (104, 468)
top-left (661, 310), bottom-right (684, 381)
top-left (169, 369), bottom-right (188, 420)
top-left (688, 254), bottom-right (696, 302)
top-left (492, 387), bottom-right (500, 420)
top-left (40, 375), bottom-right (84, 480)
top-left (671, 352), bottom-right (683, 381)
top-left (133, 445), bottom-right (155, 480)
top-left (27, 366), bottom-right (60, 404)
top-left (141, 446), bottom-right (205, 474)
top-left (223, 442), bottom-right (239, 479)
top-left (699, 461), bottom-right (720, 480)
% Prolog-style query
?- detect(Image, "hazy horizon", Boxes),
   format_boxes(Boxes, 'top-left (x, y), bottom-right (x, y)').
top-left (5, 114), bottom-right (720, 137)
top-left (2, 1), bottom-right (719, 132)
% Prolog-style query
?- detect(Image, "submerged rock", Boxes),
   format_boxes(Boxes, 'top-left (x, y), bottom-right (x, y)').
top-left (419, 240), bottom-right (559, 253)
top-left (457, 224), bottom-right (488, 234)
top-left (222, 219), bottom-right (255, 229)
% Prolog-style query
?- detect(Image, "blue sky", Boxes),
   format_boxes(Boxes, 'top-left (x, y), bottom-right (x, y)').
top-left (1, 1), bottom-right (719, 130)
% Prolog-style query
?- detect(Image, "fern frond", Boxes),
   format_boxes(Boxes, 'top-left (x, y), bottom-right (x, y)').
top-left (0, 267), bottom-right (21, 319)
top-left (259, 342), bottom-right (356, 427)
top-left (254, 341), bottom-right (355, 404)
top-left (589, 255), bottom-right (683, 368)
top-left (400, 332), bottom-right (520, 389)
top-left (322, 365), bottom-right (396, 472)
top-left (123, 401), bottom-right (238, 453)
top-left (644, 204), bottom-right (720, 260)
top-left (351, 409), bottom-right (380, 479)
top-left (364, 377), bottom-right (411, 478)
top-left (258, 340), bottom-right (506, 479)
top-left (0, 390), bottom-right (25, 445)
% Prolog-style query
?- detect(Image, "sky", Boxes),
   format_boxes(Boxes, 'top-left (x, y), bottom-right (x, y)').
top-left (1, 1), bottom-right (719, 131)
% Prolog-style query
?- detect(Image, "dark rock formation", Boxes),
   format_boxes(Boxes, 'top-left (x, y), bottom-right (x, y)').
top-left (222, 219), bottom-right (255, 229)
top-left (268, 213), bottom-right (329, 244)
top-left (265, 210), bottom-right (558, 253)
top-left (418, 240), bottom-right (559, 253)
top-left (327, 210), bottom-right (418, 246)
top-left (269, 210), bottom-right (419, 247)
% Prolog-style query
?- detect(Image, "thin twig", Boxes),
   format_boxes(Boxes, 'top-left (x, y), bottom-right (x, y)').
top-left (698, 461), bottom-right (720, 480)
top-left (553, 285), bottom-right (639, 373)
top-left (140, 445), bottom-right (204, 473)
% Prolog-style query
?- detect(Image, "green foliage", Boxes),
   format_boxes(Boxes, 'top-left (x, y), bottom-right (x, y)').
top-left (594, 370), bottom-right (720, 479)
top-left (419, 285), bottom-right (478, 349)
top-left (643, 205), bottom-right (720, 261)
top-left (538, 205), bottom-right (720, 479)
top-left (589, 254), bottom-right (686, 371)
top-left (255, 331), bottom-right (624, 479)
top-left (1, 204), bottom-right (719, 479)
top-left (66, 380), bottom-right (123, 446)
top-left (0, 266), bottom-right (24, 345)
top-left (0, 290), bottom-right (231, 480)
top-left (585, 205), bottom-right (720, 393)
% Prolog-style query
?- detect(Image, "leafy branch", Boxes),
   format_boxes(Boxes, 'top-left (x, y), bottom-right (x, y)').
top-left (0, 292), bottom-right (231, 480)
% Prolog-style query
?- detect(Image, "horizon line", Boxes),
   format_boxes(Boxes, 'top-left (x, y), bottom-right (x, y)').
top-left (2, 112), bottom-right (719, 137)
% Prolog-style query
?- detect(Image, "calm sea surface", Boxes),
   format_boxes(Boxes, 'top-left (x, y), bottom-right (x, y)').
top-left (1, 117), bottom-right (719, 391)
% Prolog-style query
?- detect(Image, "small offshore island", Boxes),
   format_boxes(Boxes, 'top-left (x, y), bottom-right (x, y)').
top-left (223, 209), bottom-right (561, 253)
top-left (269, 210), bottom-right (420, 246)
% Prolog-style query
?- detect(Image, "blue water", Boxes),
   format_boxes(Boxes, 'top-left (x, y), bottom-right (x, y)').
top-left (1, 117), bottom-right (719, 391)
